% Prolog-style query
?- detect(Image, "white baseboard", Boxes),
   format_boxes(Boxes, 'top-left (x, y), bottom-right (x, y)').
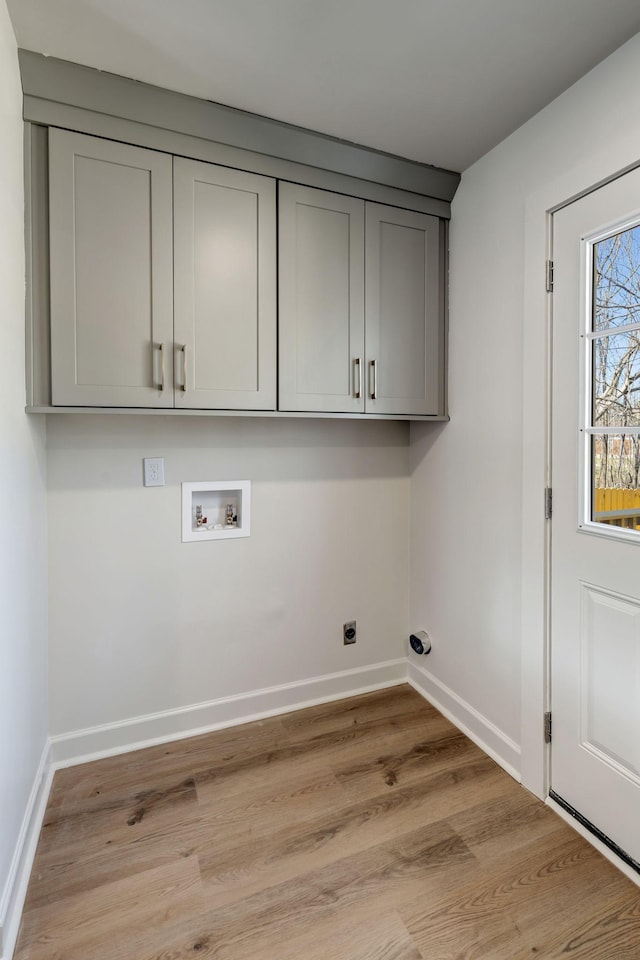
top-left (0, 741), bottom-right (53, 960)
top-left (50, 659), bottom-right (408, 769)
top-left (407, 659), bottom-right (521, 781)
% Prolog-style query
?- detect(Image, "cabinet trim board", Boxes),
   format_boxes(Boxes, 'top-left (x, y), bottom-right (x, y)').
top-left (19, 49), bottom-right (459, 207)
top-left (25, 405), bottom-right (450, 421)
top-left (24, 102), bottom-right (452, 220)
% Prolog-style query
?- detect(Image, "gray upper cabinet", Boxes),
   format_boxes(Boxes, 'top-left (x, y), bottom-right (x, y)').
top-left (279, 185), bottom-right (444, 417)
top-left (49, 129), bottom-right (174, 407)
top-left (365, 203), bottom-right (443, 416)
top-left (173, 159), bottom-right (276, 410)
top-left (48, 134), bottom-right (276, 410)
top-left (42, 128), bottom-right (445, 419)
top-left (279, 183), bottom-right (365, 413)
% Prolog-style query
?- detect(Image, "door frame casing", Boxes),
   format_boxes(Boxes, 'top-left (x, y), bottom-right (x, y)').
top-left (521, 148), bottom-right (640, 800)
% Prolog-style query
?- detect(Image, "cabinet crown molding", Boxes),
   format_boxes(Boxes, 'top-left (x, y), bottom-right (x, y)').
top-left (18, 48), bottom-right (459, 209)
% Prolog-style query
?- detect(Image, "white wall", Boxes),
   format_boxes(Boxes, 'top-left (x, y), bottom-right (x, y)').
top-left (0, 2), bottom-right (49, 956)
top-left (409, 32), bottom-right (640, 774)
top-left (47, 415), bottom-right (409, 752)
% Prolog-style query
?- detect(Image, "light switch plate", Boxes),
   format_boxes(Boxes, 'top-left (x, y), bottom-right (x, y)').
top-left (143, 457), bottom-right (165, 486)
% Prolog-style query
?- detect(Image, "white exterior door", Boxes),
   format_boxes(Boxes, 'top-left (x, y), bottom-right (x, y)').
top-left (551, 166), bottom-right (640, 870)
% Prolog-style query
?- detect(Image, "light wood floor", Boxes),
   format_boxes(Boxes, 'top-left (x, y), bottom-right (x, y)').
top-left (14, 685), bottom-right (640, 959)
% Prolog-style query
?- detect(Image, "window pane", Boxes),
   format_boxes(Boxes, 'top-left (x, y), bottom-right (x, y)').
top-left (592, 434), bottom-right (640, 530)
top-left (594, 225), bottom-right (640, 331)
top-left (593, 331), bottom-right (640, 427)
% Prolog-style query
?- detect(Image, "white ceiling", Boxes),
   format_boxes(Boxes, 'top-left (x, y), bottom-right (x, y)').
top-left (7, 0), bottom-right (640, 172)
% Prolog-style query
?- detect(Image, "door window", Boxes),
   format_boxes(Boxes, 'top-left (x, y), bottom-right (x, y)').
top-left (587, 223), bottom-right (640, 534)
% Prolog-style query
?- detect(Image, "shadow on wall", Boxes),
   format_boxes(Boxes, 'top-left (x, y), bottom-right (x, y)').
top-left (408, 420), bottom-right (448, 473)
top-left (44, 414), bottom-right (411, 489)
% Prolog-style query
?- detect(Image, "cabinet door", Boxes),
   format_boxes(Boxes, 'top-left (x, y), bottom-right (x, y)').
top-left (173, 159), bottom-right (276, 410)
top-left (365, 203), bottom-right (443, 416)
top-left (49, 130), bottom-right (173, 407)
top-left (279, 183), bottom-right (365, 412)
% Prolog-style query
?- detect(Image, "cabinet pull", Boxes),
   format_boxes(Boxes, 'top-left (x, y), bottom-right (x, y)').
top-left (370, 359), bottom-right (378, 399)
top-left (158, 342), bottom-right (165, 391)
top-left (181, 344), bottom-right (188, 392)
top-left (354, 357), bottom-right (362, 399)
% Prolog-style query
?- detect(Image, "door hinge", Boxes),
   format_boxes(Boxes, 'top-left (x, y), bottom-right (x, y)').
top-left (544, 711), bottom-right (552, 744)
top-left (544, 486), bottom-right (553, 519)
top-left (546, 259), bottom-right (554, 293)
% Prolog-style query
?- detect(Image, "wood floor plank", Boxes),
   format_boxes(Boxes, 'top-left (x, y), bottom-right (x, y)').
top-left (41, 771), bottom-right (198, 841)
top-left (47, 715), bottom-right (288, 815)
top-left (399, 828), bottom-right (637, 958)
top-left (196, 764), bottom-right (350, 830)
top-left (205, 907), bottom-right (424, 960)
top-left (446, 785), bottom-right (562, 862)
top-left (507, 856), bottom-right (640, 958)
top-left (198, 757), bottom-right (506, 909)
top-left (194, 708), bottom-right (447, 806)
top-left (25, 805), bottom-right (205, 910)
top-left (14, 685), bottom-right (640, 960)
top-left (140, 820), bottom-right (475, 960)
top-left (278, 684), bottom-right (432, 739)
top-left (24, 769), bottom-right (201, 910)
top-left (331, 725), bottom-right (487, 797)
top-left (17, 857), bottom-right (204, 960)
top-left (543, 889), bottom-right (640, 959)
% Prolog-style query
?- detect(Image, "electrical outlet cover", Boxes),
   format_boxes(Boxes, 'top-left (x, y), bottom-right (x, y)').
top-left (143, 457), bottom-right (165, 486)
top-left (343, 620), bottom-right (357, 644)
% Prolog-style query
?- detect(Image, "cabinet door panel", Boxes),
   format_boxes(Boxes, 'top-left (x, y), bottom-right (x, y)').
top-left (49, 130), bottom-right (173, 407)
top-left (279, 184), bottom-right (364, 412)
top-left (365, 204), bottom-right (442, 416)
top-left (174, 159), bottom-right (276, 410)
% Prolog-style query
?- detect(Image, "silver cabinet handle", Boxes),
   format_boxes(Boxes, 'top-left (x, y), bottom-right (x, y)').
top-left (181, 344), bottom-right (187, 392)
top-left (158, 342), bottom-right (165, 391)
top-left (370, 359), bottom-right (378, 399)
top-left (354, 357), bottom-right (362, 399)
